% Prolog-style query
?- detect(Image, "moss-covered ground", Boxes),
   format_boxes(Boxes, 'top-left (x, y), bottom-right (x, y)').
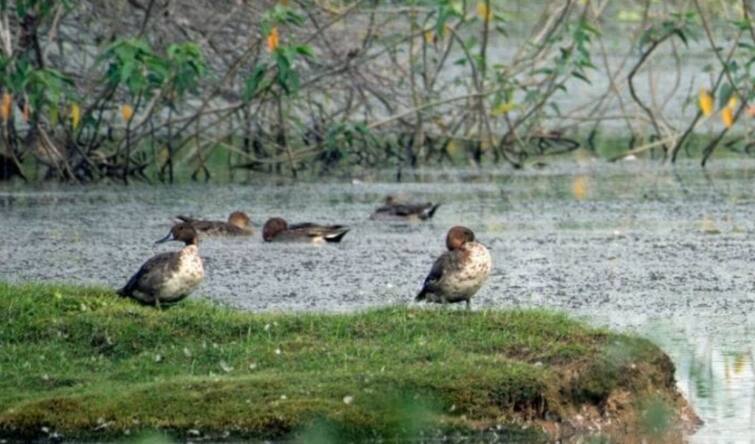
top-left (0, 282), bottom-right (695, 442)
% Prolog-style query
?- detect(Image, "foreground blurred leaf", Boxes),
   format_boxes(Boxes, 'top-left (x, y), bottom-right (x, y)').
top-left (571, 175), bottom-right (589, 201)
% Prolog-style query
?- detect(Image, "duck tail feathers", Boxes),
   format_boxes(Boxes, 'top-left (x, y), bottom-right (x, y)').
top-left (423, 204), bottom-right (441, 220)
top-left (324, 228), bottom-right (349, 243)
top-left (415, 288), bottom-right (427, 301)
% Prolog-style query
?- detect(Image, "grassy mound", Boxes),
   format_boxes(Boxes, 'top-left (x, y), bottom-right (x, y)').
top-left (0, 282), bottom-right (696, 441)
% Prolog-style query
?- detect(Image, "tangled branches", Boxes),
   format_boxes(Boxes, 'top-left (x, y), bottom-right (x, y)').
top-left (0, 1), bottom-right (754, 183)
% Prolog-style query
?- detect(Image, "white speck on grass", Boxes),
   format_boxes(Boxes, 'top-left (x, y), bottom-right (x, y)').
top-left (219, 360), bottom-right (233, 373)
top-left (343, 395), bottom-right (354, 405)
top-left (183, 347), bottom-right (192, 358)
top-left (154, 354), bottom-right (163, 363)
top-left (249, 362), bottom-right (258, 370)
top-left (275, 348), bottom-right (281, 355)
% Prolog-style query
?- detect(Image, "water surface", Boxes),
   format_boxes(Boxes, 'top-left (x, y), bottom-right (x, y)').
top-left (1, 157), bottom-right (753, 442)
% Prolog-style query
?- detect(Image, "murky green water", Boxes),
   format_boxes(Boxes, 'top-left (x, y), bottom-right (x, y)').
top-left (1, 156), bottom-right (753, 441)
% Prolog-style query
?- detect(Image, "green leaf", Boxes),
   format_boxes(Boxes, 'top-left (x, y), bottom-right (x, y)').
top-left (717, 83), bottom-right (734, 109)
top-left (243, 64), bottom-right (268, 102)
top-left (572, 71), bottom-right (590, 84)
top-left (294, 45), bottom-right (314, 58)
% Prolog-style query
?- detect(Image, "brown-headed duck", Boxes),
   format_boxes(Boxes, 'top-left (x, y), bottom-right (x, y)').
top-left (117, 223), bottom-right (204, 308)
top-left (262, 217), bottom-right (349, 243)
top-left (415, 226), bottom-right (492, 309)
top-left (370, 195), bottom-right (440, 221)
top-left (175, 211), bottom-right (254, 237)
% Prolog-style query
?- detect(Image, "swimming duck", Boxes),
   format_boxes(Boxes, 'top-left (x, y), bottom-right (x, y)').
top-left (262, 217), bottom-right (349, 243)
top-left (175, 211), bottom-right (254, 237)
top-left (117, 223), bottom-right (204, 308)
top-left (370, 195), bottom-right (440, 221)
top-left (415, 226), bottom-right (492, 309)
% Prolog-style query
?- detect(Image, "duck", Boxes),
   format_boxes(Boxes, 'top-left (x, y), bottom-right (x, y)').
top-left (262, 217), bottom-right (349, 243)
top-left (415, 226), bottom-right (492, 309)
top-left (174, 211), bottom-right (253, 237)
top-left (370, 195), bottom-right (440, 221)
top-left (117, 223), bottom-right (204, 308)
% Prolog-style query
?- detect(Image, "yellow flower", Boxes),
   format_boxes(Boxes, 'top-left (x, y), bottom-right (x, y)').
top-left (698, 88), bottom-right (714, 117)
top-left (721, 106), bottom-right (734, 129)
top-left (0, 92), bottom-right (12, 122)
top-left (476, 2), bottom-right (492, 23)
top-left (121, 104), bottom-right (134, 122)
top-left (266, 27), bottom-right (280, 53)
top-left (423, 30), bottom-right (434, 44)
top-left (491, 101), bottom-right (517, 116)
top-left (70, 103), bottom-right (81, 129)
top-left (727, 95), bottom-right (738, 109)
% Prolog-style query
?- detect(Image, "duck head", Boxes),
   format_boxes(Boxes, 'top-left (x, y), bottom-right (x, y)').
top-left (157, 222), bottom-right (199, 246)
top-left (446, 226), bottom-right (475, 250)
top-left (262, 217), bottom-right (288, 242)
top-left (228, 211), bottom-right (251, 229)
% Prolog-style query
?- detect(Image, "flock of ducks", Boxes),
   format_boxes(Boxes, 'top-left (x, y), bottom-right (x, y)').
top-left (117, 196), bottom-right (492, 310)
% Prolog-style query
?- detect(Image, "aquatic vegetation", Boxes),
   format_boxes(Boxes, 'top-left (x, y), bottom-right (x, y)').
top-left (0, 282), bottom-right (697, 441)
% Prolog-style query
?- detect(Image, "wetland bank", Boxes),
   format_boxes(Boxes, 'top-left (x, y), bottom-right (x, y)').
top-left (0, 282), bottom-right (698, 442)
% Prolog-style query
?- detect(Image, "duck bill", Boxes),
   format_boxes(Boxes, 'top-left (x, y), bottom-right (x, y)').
top-left (155, 232), bottom-right (174, 245)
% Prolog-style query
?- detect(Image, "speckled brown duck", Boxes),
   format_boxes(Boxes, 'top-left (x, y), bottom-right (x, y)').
top-left (175, 211), bottom-right (254, 237)
top-left (416, 226), bottom-right (492, 309)
top-left (117, 223), bottom-right (204, 308)
top-left (262, 217), bottom-right (349, 243)
top-left (370, 195), bottom-right (440, 221)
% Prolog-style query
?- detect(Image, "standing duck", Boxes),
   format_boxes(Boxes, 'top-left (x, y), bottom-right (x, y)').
top-left (175, 211), bottom-right (254, 237)
top-left (262, 217), bottom-right (349, 243)
top-left (117, 223), bottom-right (204, 308)
top-left (370, 195), bottom-right (440, 221)
top-left (416, 226), bottom-right (492, 309)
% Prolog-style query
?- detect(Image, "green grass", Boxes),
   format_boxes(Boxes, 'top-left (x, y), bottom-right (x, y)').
top-left (0, 282), bottom-right (689, 441)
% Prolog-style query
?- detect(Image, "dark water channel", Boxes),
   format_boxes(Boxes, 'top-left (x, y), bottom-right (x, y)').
top-left (1, 157), bottom-right (753, 442)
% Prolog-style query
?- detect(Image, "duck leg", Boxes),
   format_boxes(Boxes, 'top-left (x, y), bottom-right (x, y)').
top-left (465, 299), bottom-right (471, 311)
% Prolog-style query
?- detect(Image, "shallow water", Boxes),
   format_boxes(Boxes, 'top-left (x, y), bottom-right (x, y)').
top-left (1, 157), bottom-right (754, 442)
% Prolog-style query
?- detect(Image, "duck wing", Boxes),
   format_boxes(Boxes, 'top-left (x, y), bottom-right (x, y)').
top-left (117, 252), bottom-right (177, 299)
top-left (373, 203), bottom-right (440, 219)
top-left (289, 223), bottom-right (350, 242)
top-left (416, 251), bottom-right (453, 301)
